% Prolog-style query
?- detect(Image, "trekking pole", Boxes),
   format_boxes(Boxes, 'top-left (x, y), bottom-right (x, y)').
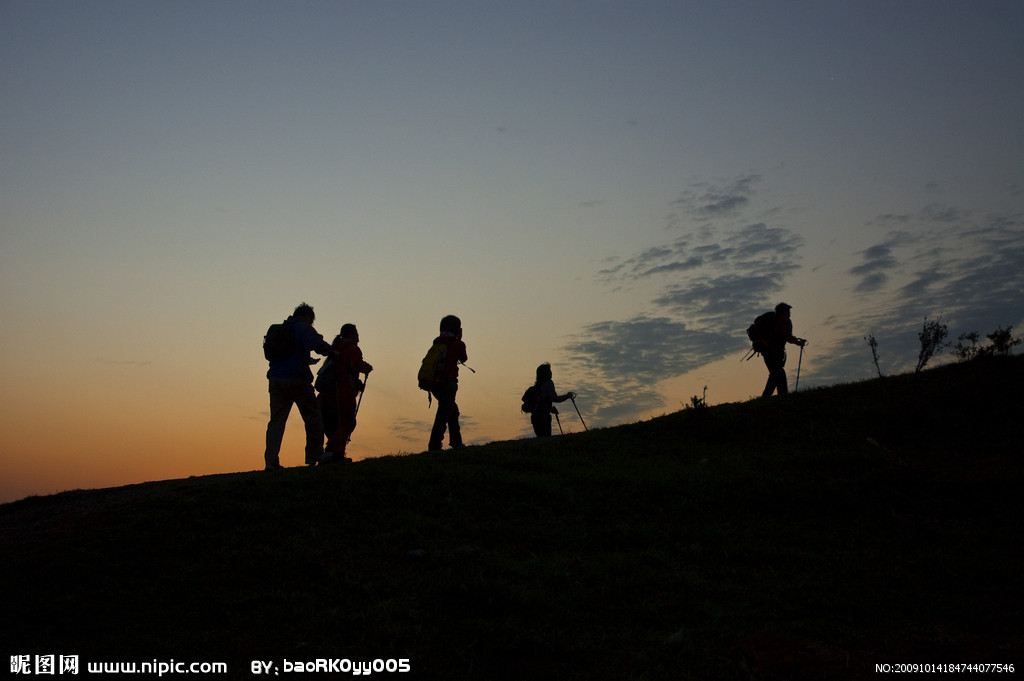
top-left (740, 347), bottom-right (756, 362)
top-left (794, 344), bottom-right (804, 392)
top-left (569, 395), bottom-right (588, 431)
top-left (344, 373), bottom-right (370, 446)
top-left (354, 372), bottom-right (368, 419)
top-left (554, 410), bottom-right (563, 435)
top-left (459, 361), bottom-right (476, 374)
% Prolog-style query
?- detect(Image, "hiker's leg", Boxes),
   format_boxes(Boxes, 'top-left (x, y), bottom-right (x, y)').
top-left (319, 390), bottom-right (338, 446)
top-left (430, 383), bottom-right (461, 449)
top-left (334, 393), bottom-right (358, 454)
top-left (265, 379), bottom-right (293, 467)
top-left (774, 367), bottom-right (789, 395)
top-left (762, 351), bottom-right (788, 396)
top-left (761, 355), bottom-right (777, 397)
top-left (288, 380), bottom-right (325, 464)
top-left (446, 396), bottom-right (462, 447)
top-left (442, 382), bottom-right (462, 447)
top-left (532, 412), bottom-right (551, 437)
top-left (773, 349), bottom-right (789, 395)
top-left (428, 389), bottom-right (447, 450)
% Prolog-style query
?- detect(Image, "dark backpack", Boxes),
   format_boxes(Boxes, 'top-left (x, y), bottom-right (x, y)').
top-left (417, 341), bottom-right (448, 391)
top-left (314, 355), bottom-right (338, 392)
top-left (521, 385), bottom-right (538, 414)
top-left (263, 320), bottom-right (294, 362)
top-left (746, 311), bottom-right (776, 345)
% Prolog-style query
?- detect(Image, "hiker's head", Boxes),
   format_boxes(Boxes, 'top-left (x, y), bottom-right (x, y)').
top-left (294, 303), bottom-right (315, 324)
top-left (536, 363), bottom-right (552, 383)
top-left (440, 315), bottom-right (462, 336)
top-left (775, 302), bottom-right (792, 317)
top-left (340, 323), bottom-right (358, 341)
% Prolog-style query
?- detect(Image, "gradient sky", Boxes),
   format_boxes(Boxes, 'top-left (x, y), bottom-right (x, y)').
top-left (2, 0), bottom-right (1022, 503)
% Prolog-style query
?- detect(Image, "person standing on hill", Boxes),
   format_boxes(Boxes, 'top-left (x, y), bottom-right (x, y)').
top-left (263, 303), bottom-right (336, 470)
top-left (427, 315), bottom-right (468, 452)
top-left (752, 302), bottom-right (807, 397)
top-left (318, 323), bottom-right (373, 465)
top-left (527, 363), bottom-right (576, 437)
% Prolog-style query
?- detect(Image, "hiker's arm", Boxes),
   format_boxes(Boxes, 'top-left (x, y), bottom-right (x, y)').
top-left (354, 348), bottom-right (373, 374)
top-left (298, 325), bottom-right (337, 359)
top-left (313, 338), bottom-right (336, 357)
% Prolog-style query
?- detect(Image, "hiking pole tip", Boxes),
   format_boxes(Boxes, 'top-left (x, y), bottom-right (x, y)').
top-left (570, 394), bottom-right (588, 431)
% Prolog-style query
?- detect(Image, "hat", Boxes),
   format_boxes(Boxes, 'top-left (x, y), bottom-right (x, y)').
top-left (775, 302), bottom-right (792, 312)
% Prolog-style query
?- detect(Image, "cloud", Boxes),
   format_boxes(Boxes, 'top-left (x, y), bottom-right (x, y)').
top-left (389, 417), bottom-right (430, 443)
top-left (672, 174), bottom-right (761, 219)
top-left (919, 203), bottom-right (966, 223)
top-left (599, 200), bottom-right (804, 336)
top-left (389, 414), bottom-right (480, 446)
top-left (812, 205), bottom-right (1024, 384)
top-left (562, 316), bottom-right (734, 422)
top-left (652, 273), bottom-right (783, 329)
top-left (563, 173), bottom-right (805, 423)
top-left (564, 175), bottom-right (1022, 426)
top-left (849, 243), bottom-right (899, 292)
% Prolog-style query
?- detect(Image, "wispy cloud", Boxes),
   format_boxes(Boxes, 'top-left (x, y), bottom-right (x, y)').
top-left (672, 173), bottom-right (761, 219)
top-left (568, 175), bottom-right (1023, 425)
top-left (849, 243), bottom-right (899, 292)
top-left (815, 205), bottom-right (1024, 384)
top-left (565, 174), bottom-right (804, 422)
top-left (563, 316), bottom-right (734, 422)
top-left (388, 414), bottom-right (480, 446)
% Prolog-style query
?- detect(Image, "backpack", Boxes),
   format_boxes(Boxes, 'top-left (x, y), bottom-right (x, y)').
top-left (263, 320), bottom-right (294, 362)
top-left (746, 311), bottom-right (776, 345)
top-left (521, 385), bottom-right (538, 414)
top-left (314, 355), bottom-right (338, 392)
top-left (417, 341), bottom-right (448, 391)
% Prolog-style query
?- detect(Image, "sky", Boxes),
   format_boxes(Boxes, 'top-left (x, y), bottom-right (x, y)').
top-left (2, 0), bottom-right (1022, 503)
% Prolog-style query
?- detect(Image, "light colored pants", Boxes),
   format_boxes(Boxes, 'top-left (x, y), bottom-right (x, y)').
top-left (264, 378), bottom-right (324, 466)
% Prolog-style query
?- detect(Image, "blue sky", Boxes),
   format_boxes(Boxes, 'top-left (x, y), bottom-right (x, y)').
top-left (2, 1), bottom-right (1022, 502)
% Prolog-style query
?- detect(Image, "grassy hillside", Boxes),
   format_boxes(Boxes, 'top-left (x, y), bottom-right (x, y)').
top-left (2, 357), bottom-right (1022, 680)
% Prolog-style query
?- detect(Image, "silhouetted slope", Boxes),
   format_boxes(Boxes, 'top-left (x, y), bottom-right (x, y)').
top-left (2, 357), bottom-right (1022, 680)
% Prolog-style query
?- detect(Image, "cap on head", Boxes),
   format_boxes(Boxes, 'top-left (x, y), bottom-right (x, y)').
top-left (775, 302), bottom-right (792, 313)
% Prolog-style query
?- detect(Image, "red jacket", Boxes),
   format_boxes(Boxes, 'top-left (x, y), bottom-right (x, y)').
top-left (434, 332), bottom-right (468, 380)
top-left (331, 337), bottom-right (372, 397)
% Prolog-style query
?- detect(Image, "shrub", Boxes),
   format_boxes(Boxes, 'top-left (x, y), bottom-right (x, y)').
top-left (952, 326), bottom-right (1022, 361)
top-left (686, 386), bottom-right (708, 410)
top-left (915, 316), bottom-right (948, 374)
top-left (988, 326), bottom-right (1022, 356)
top-left (864, 334), bottom-right (882, 377)
top-left (952, 332), bottom-right (988, 362)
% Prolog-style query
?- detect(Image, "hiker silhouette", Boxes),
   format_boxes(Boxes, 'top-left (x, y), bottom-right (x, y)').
top-left (525, 363), bottom-right (575, 437)
top-left (425, 315), bottom-right (468, 451)
top-left (316, 323), bottom-right (372, 465)
top-left (751, 302), bottom-right (807, 397)
top-left (263, 303), bottom-right (337, 469)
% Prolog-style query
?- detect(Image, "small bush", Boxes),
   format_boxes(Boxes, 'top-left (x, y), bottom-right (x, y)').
top-left (988, 326), bottom-right (1022, 356)
top-left (686, 385), bottom-right (708, 410)
top-left (916, 316), bottom-right (948, 374)
top-left (952, 332), bottom-right (987, 362)
top-left (952, 326), bottom-right (1022, 361)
